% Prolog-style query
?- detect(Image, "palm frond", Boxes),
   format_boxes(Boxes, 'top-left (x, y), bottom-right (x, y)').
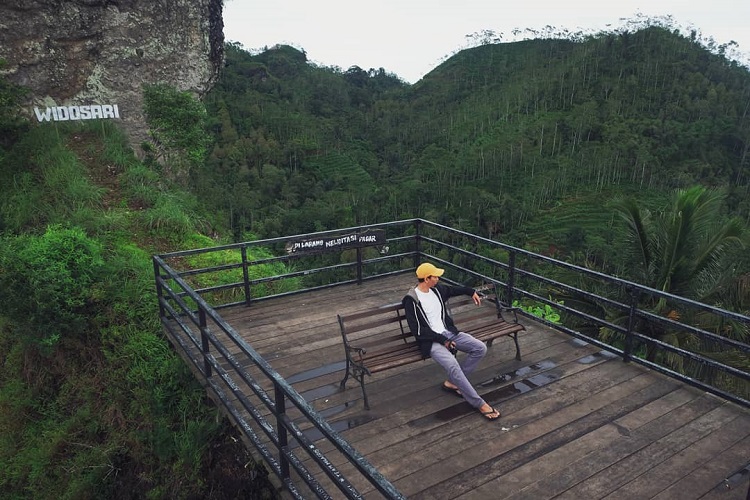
top-left (614, 197), bottom-right (652, 282)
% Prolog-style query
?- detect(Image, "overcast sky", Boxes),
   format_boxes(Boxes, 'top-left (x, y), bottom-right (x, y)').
top-left (223, 0), bottom-right (750, 84)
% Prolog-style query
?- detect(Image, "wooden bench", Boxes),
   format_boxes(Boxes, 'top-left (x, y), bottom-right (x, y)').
top-left (337, 287), bottom-right (525, 409)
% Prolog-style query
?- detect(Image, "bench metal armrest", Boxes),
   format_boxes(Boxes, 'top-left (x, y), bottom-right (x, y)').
top-left (497, 305), bottom-right (521, 324)
top-left (347, 344), bottom-right (366, 361)
top-left (477, 284), bottom-right (521, 325)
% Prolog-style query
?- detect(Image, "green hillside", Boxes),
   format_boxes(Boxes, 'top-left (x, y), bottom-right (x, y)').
top-left (203, 26), bottom-right (750, 260)
top-left (0, 116), bottom-right (278, 497)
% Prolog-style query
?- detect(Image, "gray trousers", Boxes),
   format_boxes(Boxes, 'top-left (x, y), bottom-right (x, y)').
top-left (430, 331), bottom-right (488, 408)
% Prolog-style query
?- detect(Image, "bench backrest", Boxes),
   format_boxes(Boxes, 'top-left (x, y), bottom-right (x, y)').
top-left (337, 302), bottom-right (412, 351)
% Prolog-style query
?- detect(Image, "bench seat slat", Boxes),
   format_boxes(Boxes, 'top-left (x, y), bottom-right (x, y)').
top-left (361, 355), bottom-right (425, 373)
top-left (368, 355), bottom-right (425, 373)
top-left (467, 322), bottom-right (524, 335)
top-left (355, 341), bottom-right (417, 358)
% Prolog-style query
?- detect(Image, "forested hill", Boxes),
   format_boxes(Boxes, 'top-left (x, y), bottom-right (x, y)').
top-left (202, 26), bottom-right (750, 272)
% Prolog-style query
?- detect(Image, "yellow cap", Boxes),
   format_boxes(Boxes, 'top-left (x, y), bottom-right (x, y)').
top-left (416, 263), bottom-right (445, 279)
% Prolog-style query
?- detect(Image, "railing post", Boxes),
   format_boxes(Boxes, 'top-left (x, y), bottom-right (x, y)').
top-left (414, 219), bottom-right (422, 266)
top-left (623, 286), bottom-right (640, 363)
top-left (199, 308), bottom-right (212, 377)
top-left (356, 246), bottom-right (363, 285)
top-left (153, 258), bottom-right (165, 318)
top-left (506, 251), bottom-right (516, 306)
top-left (274, 381), bottom-right (290, 480)
top-left (241, 245), bottom-right (252, 306)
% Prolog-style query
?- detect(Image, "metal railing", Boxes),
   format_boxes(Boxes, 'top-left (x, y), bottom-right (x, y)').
top-left (412, 220), bottom-right (750, 409)
top-left (153, 218), bottom-right (750, 498)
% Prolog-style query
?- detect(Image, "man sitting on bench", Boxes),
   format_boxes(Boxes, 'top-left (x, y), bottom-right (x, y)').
top-left (402, 263), bottom-right (501, 420)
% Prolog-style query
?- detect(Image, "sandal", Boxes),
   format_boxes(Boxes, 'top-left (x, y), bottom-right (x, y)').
top-left (479, 406), bottom-right (501, 420)
top-left (441, 383), bottom-right (462, 397)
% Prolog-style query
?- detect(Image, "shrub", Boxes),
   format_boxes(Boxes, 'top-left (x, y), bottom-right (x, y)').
top-left (0, 224), bottom-right (105, 352)
top-left (142, 84), bottom-right (211, 184)
top-left (513, 298), bottom-right (563, 324)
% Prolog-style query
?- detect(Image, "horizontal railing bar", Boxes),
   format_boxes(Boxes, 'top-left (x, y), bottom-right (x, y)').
top-left (277, 412), bottom-right (364, 499)
top-left (199, 372), bottom-right (297, 497)
top-left (159, 300), bottom-right (203, 354)
top-left (419, 219), bottom-right (750, 324)
top-left (205, 356), bottom-right (333, 498)
top-left (157, 276), bottom-right (200, 324)
top-left (515, 288), bottom-right (628, 334)
top-left (158, 219), bottom-right (418, 259)
top-left (629, 330), bottom-right (750, 381)
top-left (177, 261), bottom-right (244, 277)
top-left (199, 330), bottom-right (365, 498)
top-left (420, 239), bottom-right (634, 317)
top-left (420, 236), bottom-right (749, 354)
top-left (627, 352), bottom-right (750, 408)
top-left (513, 267), bottom-right (629, 311)
top-left (634, 308), bottom-right (750, 353)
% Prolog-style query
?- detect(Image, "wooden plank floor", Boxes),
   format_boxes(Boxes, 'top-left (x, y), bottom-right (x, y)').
top-left (175, 274), bottom-right (750, 499)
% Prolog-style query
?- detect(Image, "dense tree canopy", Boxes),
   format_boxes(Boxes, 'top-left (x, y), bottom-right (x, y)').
top-left (201, 27), bottom-right (750, 272)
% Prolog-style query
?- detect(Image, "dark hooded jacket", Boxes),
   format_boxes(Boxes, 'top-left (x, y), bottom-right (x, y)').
top-left (402, 282), bottom-right (476, 358)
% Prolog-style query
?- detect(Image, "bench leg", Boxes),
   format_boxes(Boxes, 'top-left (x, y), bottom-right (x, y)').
top-left (340, 358), bottom-right (350, 389)
top-left (340, 363), bottom-right (371, 410)
top-left (349, 367), bottom-right (370, 410)
top-left (358, 374), bottom-right (370, 410)
top-left (512, 332), bottom-right (521, 360)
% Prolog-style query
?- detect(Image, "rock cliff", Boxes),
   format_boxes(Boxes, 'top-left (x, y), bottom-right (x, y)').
top-left (0, 0), bottom-right (224, 151)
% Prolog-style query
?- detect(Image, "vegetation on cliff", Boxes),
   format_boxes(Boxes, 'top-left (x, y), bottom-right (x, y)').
top-left (0, 85), bottom-right (276, 497)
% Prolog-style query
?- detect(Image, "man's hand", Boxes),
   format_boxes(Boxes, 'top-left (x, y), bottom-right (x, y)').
top-left (445, 340), bottom-right (457, 354)
top-left (472, 292), bottom-right (482, 305)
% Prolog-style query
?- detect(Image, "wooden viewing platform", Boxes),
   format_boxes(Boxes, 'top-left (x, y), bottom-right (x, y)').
top-left (173, 274), bottom-right (750, 499)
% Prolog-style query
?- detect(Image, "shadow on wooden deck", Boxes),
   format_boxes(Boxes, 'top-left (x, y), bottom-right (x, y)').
top-left (179, 275), bottom-right (750, 499)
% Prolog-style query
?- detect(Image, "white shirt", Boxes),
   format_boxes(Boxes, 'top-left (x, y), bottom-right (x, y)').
top-left (415, 287), bottom-right (447, 333)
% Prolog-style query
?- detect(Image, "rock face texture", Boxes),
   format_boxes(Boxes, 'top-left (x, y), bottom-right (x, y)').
top-left (0, 0), bottom-right (224, 151)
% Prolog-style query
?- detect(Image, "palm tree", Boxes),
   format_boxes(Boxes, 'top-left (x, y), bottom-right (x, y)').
top-left (615, 185), bottom-right (746, 363)
top-left (618, 186), bottom-right (744, 296)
